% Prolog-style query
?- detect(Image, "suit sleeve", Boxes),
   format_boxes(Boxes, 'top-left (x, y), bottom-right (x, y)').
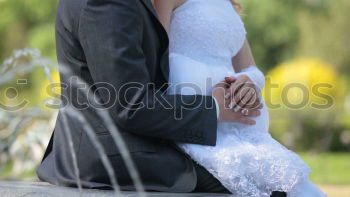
top-left (79, 0), bottom-right (218, 146)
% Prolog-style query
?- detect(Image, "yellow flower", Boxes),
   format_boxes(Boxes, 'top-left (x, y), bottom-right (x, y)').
top-left (263, 58), bottom-right (344, 109)
top-left (39, 70), bottom-right (61, 109)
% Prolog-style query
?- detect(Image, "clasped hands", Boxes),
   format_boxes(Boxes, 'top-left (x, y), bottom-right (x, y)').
top-left (212, 75), bottom-right (263, 125)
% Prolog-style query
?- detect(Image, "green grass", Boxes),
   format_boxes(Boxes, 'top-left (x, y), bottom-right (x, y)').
top-left (300, 152), bottom-right (350, 185)
top-left (1, 161), bottom-right (36, 180)
top-left (0, 161), bottom-right (13, 178)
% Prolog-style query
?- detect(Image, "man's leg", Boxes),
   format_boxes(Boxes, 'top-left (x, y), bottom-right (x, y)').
top-left (193, 162), bottom-right (287, 197)
top-left (193, 161), bottom-right (230, 193)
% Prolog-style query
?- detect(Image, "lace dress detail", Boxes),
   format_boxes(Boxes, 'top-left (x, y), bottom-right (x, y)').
top-left (167, 0), bottom-right (312, 196)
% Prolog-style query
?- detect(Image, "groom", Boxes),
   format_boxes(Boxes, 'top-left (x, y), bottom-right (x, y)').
top-left (38, 0), bottom-right (285, 196)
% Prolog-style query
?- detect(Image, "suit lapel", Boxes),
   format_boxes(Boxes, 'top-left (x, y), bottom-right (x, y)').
top-left (140, 0), bottom-right (170, 81)
top-left (140, 0), bottom-right (158, 18)
top-left (140, 0), bottom-right (168, 45)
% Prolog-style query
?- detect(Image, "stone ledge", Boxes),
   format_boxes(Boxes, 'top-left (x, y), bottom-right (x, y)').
top-left (0, 181), bottom-right (235, 197)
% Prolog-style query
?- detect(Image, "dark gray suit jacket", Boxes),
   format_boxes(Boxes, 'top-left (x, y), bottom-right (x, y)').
top-left (37, 0), bottom-right (218, 192)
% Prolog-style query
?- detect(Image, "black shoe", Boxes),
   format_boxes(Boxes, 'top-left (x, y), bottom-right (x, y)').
top-left (271, 191), bottom-right (287, 197)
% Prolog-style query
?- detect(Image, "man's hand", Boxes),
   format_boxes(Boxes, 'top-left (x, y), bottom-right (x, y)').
top-left (225, 76), bottom-right (262, 113)
top-left (212, 79), bottom-right (261, 125)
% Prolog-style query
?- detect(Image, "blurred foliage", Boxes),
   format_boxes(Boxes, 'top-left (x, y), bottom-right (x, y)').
top-left (263, 58), bottom-right (349, 152)
top-left (242, 0), bottom-right (302, 72)
top-left (0, 49), bottom-right (58, 178)
top-left (241, 0), bottom-right (350, 153)
top-left (0, 49), bottom-right (60, 109)
top-left (0, 0), bottom-right (58, 61)
top-left (242, 0), bottom-right (350, 73)
top-left (297, 0), bottom-right (350, 74)
top-left (0, 0), bottom-right (59, 108)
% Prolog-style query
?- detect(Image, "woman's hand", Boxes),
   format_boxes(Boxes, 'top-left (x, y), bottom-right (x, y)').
top-left (212, 79), bottom-right (261, 124)
top-left (225, 76), bottom-right (262, 114)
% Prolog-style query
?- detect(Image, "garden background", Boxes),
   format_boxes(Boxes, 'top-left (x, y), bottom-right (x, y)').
top-left (0, 0), bottom-right (349, 196)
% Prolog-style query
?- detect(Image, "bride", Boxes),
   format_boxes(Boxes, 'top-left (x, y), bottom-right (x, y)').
top-left (154, 0), bottom-right (326, 196)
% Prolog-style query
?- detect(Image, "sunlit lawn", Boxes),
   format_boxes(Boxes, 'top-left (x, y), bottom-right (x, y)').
top-left (300, 152), bottom-right (350, 197)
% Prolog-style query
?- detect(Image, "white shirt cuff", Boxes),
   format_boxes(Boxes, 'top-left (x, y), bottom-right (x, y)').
top-left (213, 97), bottom-right (220, 120)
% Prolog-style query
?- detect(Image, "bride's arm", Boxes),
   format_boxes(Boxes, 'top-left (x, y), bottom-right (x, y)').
top-left (228, 40), bottom-right (265, 111)
top-left (154, 0), bottom-right (186, 33)
top-left (232, 40), bottom-right (256, 72)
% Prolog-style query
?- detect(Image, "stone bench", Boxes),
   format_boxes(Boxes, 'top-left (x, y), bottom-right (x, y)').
top-left (0, 181), bottom-right (235, 197)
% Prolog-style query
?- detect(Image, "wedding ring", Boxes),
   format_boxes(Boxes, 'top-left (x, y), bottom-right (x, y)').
top-left (233, 105), bottom-right (240, 112)
top-left (229, 102), bottom-right (234, 109)
top-left (241, 109), bottom-right (249, 116)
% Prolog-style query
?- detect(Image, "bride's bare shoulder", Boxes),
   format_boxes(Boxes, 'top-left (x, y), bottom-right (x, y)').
top-left (175, 0), bottom-right (187, 8)
top-left (153, 0), bottom-right (186, 10)
top-left (153, 0), bottom-right (186, 32)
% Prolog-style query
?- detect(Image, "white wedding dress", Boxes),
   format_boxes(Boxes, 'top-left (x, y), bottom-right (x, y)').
top-left (166, 0), bottom-right (326, 196)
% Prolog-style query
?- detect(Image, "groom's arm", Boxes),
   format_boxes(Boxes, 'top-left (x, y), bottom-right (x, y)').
top-left (79, 0), bottom-right (218, 146)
